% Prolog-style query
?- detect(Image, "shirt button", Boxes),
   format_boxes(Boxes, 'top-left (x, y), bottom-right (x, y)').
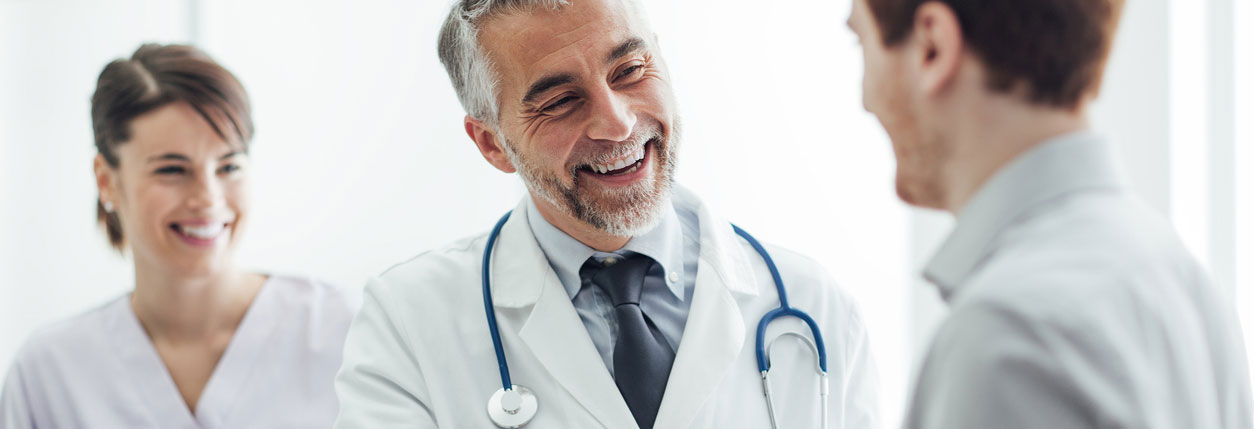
top-left (668, 272), bottom-right (679, 283)
top-left (603, 257), bottom-right (618, 266)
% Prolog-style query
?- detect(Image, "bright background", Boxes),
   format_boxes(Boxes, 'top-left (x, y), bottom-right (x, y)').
top-left (0, 0), bottom-right (1248, 426)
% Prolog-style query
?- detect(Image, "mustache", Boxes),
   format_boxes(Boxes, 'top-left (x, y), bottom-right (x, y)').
top-left (567, 126), bottom-right (663, 171)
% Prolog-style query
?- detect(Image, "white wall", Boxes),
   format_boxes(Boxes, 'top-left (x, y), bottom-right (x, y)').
top-left (644, 2), bottom-right (913, 421)
top-left (0, 0), bottom-right (1247, 427)
top-left (197, 0), bottom-right (526, 288)
top-left (0, 0), bottom-right (191, 384)
top-left (1235, 0), bottom-right (1254, 390)
top-left (196, 0), bottom-right (915, 421)
top-left (0, 0), bottom-right (910, 423)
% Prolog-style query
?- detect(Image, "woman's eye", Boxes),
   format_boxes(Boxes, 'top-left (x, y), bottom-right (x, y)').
top-left (155, 166), bottom-right (185, 175)
top-left (542, 96), bottom-right (576, 113)
top-left (219, 163), bottom-right (241, 174)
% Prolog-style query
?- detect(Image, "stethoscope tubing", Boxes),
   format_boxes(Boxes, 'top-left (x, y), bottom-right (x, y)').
top-left (483, 211), bottom-right (515, 391)
top-left (731, 224), bottom-right (829, 374)
top-left (482, 211), bottom-right (829, 427)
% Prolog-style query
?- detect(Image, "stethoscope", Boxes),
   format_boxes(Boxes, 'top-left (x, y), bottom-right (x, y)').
top-left (482, 211), bottom-right (828, 428)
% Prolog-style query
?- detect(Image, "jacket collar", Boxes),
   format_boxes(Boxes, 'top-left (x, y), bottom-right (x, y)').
top-left (674, 185), bottom-right (760, 297)
top-left (489, 184), bottom-right (759, 308)
top-left (487, 185), bottom-right (759, 427)
top-left (524, 196), bottom-right (688, 301)
top-left (485, 197), bottom-right (551, 308)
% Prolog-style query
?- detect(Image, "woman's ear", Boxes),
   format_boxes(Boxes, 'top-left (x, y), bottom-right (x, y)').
top-left (94, 154), bottom-right (117, 207)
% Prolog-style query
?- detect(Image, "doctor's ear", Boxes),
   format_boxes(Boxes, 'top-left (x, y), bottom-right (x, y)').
top-left (464, 115), bottom-right (517, 174)
top-left (912, 2), bottom-right (964, 97)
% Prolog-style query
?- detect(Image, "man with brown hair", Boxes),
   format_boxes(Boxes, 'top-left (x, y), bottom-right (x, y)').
top-left (846, 0), bottom-right (1252, 427)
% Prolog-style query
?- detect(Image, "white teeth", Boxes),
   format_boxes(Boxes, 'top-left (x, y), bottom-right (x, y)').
top-left (179, 223), bottom-right (226, 239)
top-left (591, 146), bottom-right (646, 174)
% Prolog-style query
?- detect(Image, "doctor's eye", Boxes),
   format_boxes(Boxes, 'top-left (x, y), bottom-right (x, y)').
top-left (614, 64), bottom-right (644, 83)
top-left (542, 96), bottom-right (578, 114)
top-left (219, 163), bottom-right (242, 174)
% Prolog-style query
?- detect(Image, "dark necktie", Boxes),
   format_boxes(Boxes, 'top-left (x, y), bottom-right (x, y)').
top-left (580, 254), bottom-right (675, 429)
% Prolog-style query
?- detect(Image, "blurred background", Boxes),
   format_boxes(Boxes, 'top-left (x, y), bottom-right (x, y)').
top-left (0, 0), bottom-right (1249, 425)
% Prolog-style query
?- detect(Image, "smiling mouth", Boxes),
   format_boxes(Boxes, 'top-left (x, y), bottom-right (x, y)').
top-left (169, 222), bottom-right (230, 241)
top-left (578, 138), bottom-right (657, 177)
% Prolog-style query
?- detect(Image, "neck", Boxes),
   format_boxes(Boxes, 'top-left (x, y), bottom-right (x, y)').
top-left (939, 96), bottom-right (1090, 213)
top-left (130, 259), bottom-right (262, 342)
top-left (532, 196), bottom-right (630, 252)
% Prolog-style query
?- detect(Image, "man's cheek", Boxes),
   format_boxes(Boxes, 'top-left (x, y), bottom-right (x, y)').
top-left (864, 79), bottom-right (885, 115)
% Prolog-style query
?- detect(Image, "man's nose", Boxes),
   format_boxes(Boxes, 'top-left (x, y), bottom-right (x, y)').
top-left (584, 88), bottom-right (636, 142)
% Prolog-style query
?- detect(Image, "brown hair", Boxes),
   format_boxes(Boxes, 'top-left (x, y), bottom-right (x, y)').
top-left (92, 43), bottom-right (254, 250)
top-left (866, 0), bottom-right (1124, 108)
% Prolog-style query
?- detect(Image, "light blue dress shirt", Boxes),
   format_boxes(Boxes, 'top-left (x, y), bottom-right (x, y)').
top-left (525, 197), bottom-right (699, 377)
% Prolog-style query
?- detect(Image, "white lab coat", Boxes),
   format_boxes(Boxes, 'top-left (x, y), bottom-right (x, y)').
top-left (0, 275), bottom-right (359, 429)
top-left (334, 187), bottom-right (879, 428)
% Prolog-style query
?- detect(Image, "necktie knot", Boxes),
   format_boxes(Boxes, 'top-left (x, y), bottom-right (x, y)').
top-left (581, 253), bottom-right (654, 306)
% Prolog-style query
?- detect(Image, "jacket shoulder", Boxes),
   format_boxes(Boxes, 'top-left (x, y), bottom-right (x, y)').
top-left (759, 242), bottom-right (860, 313)
top-left (370, 232), bottom-right (490, 300)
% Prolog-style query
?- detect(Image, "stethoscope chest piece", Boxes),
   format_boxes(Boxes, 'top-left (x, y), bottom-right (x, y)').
top-left (479, 213), bottom-right (825, 428)
top-left (487, 385), bottom-right (538, 428)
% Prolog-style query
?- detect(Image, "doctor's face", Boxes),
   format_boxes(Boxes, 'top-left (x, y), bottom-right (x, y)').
top-left (848, 0), bottom-right (948, 209)
top-left (97, 102), bottom-right (250, 277)
top-left (477, 0), bottom-right (679, 237)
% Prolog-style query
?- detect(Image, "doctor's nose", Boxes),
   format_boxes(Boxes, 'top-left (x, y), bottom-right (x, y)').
top-left (584, 89), bottom-right (636, 143)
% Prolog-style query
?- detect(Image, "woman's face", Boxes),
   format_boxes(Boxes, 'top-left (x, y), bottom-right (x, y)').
top-left (96, 101), bottom-right (251, 278)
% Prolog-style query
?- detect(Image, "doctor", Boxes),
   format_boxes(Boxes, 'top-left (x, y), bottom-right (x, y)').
top-left (333, 0), bottom-right (878, 427)
top-left (845, 0), bottom-right (1252, 427)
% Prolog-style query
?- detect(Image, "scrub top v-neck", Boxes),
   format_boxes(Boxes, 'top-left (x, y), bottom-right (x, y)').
top-left (1, 275), bottom-right (359, 429)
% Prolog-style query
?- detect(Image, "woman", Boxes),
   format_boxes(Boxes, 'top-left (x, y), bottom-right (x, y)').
top-left (0, 44), bottom-right (358, 428)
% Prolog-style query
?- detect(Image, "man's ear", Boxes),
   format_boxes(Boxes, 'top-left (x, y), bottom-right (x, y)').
top-left (912, 2), bottom-right (965, 97)
top-left (464, 115), bottom-right (516, 173)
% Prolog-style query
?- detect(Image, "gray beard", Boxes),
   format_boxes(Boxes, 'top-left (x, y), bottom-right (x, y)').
top-left (500, 129), bottom-right (677, 237)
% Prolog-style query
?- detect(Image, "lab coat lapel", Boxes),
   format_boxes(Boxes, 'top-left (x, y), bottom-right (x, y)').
top-left (491, 201), bottom-right (637, 428)
top-left (654, 189), bottom-right (759, 427)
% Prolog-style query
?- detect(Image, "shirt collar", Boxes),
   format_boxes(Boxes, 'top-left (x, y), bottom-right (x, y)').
top-left (525, 196), bottom-right (687, 301)
top-left (922, 130), bottom-right (1127, 301)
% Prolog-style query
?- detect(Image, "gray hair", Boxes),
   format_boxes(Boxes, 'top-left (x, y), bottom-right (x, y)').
top-left (438, 0), bottom-right (570, 126)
